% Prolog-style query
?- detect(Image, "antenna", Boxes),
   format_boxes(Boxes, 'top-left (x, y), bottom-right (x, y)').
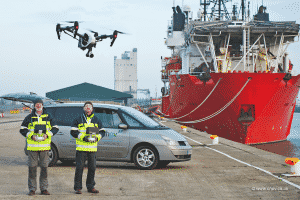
top-left (242, 0), bottom-right (245, 21)
top-left (248, 1), bottom-right (250, 20)
top-left (200, 0), bottom-right (211, 21)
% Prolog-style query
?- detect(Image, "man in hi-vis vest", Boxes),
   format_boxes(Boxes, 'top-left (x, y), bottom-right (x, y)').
top-left (70, 101), bottom-right (104, 194)
top-left (20, 99), bottom-right (59, 196)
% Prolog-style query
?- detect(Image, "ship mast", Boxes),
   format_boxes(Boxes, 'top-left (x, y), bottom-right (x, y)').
top-left (200, 0), bottom-right (210, 21)
top-left (241, 0), bottom-right (245, 21)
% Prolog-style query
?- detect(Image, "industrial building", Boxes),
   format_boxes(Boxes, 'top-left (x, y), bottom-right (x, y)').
top-left (114, 48), bottom-right (138, 99)
top-left (46, 82), bottom-right (133, 105)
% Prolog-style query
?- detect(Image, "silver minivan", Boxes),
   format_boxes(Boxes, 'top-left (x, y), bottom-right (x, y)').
top-left (37, 103), bottom-right (192, 170)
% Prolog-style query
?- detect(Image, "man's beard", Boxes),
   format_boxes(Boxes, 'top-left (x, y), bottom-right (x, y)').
top-left (36, 107), bottom-right (43, 112)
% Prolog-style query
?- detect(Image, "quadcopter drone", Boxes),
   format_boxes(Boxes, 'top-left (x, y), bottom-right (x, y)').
top-left (56, 21), bottom-right (126, 58)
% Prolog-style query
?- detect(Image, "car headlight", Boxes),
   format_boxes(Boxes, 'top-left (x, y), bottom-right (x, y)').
top-left (161, 136), bottom-right (177, 146)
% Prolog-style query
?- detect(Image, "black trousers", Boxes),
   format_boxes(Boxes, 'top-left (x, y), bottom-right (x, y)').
top-left (74, 151), bottom-right (96, 190)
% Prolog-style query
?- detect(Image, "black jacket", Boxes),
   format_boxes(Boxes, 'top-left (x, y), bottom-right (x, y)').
top-left (19, 108), bottom-right (59, 137)
top-left (70, 111), bottom-right (104, 139)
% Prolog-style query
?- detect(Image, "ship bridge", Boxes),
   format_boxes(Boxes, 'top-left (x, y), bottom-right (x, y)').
top-left (186, 20), bottom-right (300, 74)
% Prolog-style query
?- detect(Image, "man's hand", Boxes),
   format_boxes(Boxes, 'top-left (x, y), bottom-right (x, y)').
top-left (83, 136), bottom-right (89, 142)
top-left (31, 135), bottom-right (37, 141)
top-left (43, 134), bottom-right (48, 140)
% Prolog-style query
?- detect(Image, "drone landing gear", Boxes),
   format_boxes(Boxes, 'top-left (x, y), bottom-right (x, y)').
top-left (86, 48), bottom-right (94, 58)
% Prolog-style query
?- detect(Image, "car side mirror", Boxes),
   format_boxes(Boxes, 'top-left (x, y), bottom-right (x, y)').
top-left (118, 123), bottom-right (128, 129)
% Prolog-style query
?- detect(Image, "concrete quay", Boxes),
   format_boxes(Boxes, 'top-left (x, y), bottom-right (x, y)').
top-left (0, 113), bottom-right (300, 199)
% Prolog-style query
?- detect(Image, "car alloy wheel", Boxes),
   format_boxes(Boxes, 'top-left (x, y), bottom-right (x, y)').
top-left (133, 146), bottom-right (158, 170)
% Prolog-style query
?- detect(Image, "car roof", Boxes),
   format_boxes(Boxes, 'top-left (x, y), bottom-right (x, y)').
top-left (45, 103), bottom-right (126, 110)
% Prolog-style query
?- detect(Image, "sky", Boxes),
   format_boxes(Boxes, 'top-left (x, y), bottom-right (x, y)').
top-left (0, 0), bottom-right (300, 99)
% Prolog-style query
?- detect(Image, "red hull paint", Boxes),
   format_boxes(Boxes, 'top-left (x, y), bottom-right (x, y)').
top-left (162, 72), bottom-right (300, 144)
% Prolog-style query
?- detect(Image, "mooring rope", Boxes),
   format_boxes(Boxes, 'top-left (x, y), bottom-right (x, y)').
top-left (173, 78), bottom-right (222, 120)
top-left (164, 77), bottom-right (251, 123)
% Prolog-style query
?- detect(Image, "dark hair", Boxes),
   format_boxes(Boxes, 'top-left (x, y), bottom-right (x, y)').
top-left (34, 99), bottom-right (43, 106)
top-left (84, 101), bottom-right (93, 107)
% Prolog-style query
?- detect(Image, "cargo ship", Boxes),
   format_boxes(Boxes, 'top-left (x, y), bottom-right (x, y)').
top-left (159, 0), bottom-right (300, 144)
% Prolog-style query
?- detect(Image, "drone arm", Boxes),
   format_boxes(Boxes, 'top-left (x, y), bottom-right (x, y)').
top-left (63, 30), bottom-right (79, 41)
top-left (110, 33), bottom-right (117, 47)
top-left (76, 32), bottom-right (84, 38)
top-left (95, 34), bottom-right (110, 41)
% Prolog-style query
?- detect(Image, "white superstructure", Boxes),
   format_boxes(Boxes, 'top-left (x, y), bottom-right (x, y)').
top-left (114, 48), bottom-right (138, 98)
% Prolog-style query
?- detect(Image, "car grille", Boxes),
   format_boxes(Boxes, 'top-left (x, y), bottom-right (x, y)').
top-left (178, 141), bottom-right (186, 146)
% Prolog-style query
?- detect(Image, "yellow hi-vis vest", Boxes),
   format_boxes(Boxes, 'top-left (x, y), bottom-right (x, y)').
top-left (26, 114), bottom-right (52, 151)
top-left (74, 114), bottom-right (101, 152)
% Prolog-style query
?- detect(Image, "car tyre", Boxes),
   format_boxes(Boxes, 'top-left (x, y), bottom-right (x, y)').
top-left (156, 161), bottom-right (170, 169)
top-left (133, 146), bottom-right (159, 170)
top-left (48, 144), bottom-right (58, 167)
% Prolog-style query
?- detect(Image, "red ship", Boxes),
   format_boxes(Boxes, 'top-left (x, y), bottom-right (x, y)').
top-left (159, 1), bottom-right (300, 144)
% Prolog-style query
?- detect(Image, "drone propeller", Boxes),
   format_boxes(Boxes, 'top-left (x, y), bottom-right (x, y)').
top-left (114, 30), bottom-right (127, 34)
top-left (64, 21), bottom-right (84, 23)
top-left (110, 30), bottom-right (122, 47)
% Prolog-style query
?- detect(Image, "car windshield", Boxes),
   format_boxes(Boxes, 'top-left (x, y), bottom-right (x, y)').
top-left (121, 107), bottom-right (161, 128)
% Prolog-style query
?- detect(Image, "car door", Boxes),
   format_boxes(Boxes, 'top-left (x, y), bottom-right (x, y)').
top-left (52, 107), bottom-right (82, 159)
top-left (94, 107), bottom-right (130, 159)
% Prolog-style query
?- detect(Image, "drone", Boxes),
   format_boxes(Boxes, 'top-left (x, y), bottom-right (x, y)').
top-left (56, 21), bottom-right (127, 58)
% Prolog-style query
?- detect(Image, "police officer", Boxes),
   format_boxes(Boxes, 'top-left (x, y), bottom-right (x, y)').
top-left (70, 101), bottom-right (104, 194)
top-left (19, 99), bottom-right (59, 196)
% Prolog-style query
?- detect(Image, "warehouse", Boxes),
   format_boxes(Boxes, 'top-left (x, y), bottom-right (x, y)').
top-left (46, 82), bottom-right (133, 105)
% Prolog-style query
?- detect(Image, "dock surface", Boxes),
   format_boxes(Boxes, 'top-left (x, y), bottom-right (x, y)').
top-left (0, 113), bottom-right (299, 199)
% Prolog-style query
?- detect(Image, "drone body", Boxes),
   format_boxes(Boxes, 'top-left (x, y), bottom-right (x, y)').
top-left (56, 21), bottom-right (126, 58)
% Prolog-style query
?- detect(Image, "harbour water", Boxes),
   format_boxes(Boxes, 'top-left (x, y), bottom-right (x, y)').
top-left (252, 113), bottom-right (300, 158)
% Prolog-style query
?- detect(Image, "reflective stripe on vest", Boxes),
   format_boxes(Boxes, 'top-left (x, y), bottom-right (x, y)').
top-left (76, 145), bottom-right (97, 149)
top-left (26, 113), bottom-right (52, 151)
top-left (76, 113), bottom-right (100, 152)
top-left (27, 144), bottom-right (50, 147)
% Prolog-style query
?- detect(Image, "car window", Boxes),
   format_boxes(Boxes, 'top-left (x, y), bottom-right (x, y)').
top-left (121, 113), bottom-right (144, 128)
top-left (45, 107), bottom-right (56, 118)
top-left (94, 108), bottom-right (122, 129)
top-left (54, 107), bottom-right (82, 126)
top-left (121, 107), bottom-right (160, 128)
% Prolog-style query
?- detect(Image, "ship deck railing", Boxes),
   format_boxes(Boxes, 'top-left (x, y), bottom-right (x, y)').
top-left (190, 20), bottom-right (300, 33)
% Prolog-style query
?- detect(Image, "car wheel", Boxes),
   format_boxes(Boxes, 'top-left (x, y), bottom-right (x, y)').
top-left (48, 145), bottom-right (58, 167)
top-left (156, 161), bottom-right (170, 169)
top-left (133, 146), bottom-right (159, 170)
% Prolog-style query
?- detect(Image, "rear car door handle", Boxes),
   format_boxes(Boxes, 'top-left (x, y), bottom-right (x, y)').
top-left (57, 132), bottom-right (64, 135)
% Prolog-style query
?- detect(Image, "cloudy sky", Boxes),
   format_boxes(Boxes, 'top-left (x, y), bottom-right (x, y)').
top-left (0, 0), bottom-right (299, 99)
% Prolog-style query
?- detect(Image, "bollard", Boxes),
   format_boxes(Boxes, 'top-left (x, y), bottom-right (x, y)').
top-left (160, 117), bottom-right (166, 122)
top-left (181, 126), bottom-right (187, 132)
top-left (283, 158), bottom-right (300, 176)
top-left (210, 135), bottom-right (219, 145)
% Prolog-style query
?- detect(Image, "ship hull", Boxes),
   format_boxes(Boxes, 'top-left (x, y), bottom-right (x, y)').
top-left (162, 72), bottom-right (300, 144)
